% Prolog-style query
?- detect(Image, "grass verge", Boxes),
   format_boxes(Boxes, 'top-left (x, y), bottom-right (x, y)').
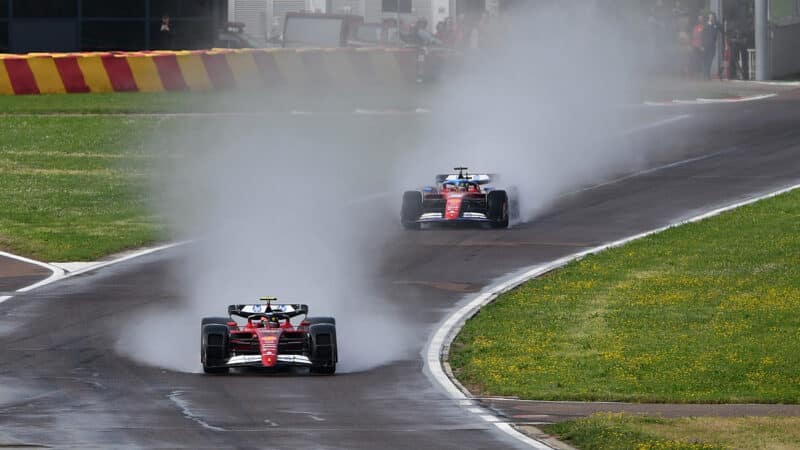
top-left (0, 88), bottom-right (430, 114)
top-left (541, 413), bottom-right (800, 450)
top-left (0, 115), bottom-right (173, 261)
top-left (450, 188), bottom-right (800, 403)
top-left (0, 95), bottom-right (425, 261)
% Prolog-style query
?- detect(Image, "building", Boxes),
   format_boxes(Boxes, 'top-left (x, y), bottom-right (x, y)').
top-left (0, 0), bottom-right (227, 53)
top-left (226, 0), bottom-right (519, 43)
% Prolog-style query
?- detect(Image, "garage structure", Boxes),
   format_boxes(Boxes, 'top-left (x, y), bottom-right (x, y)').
top-left (226, 0), bottom-right (522, 44)
top-left (0, 0), bottom-right (227, 53)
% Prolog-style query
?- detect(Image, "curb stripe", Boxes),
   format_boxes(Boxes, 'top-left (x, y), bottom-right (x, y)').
top-left (126, 54), bottom-right (165, 92)
top-left (300, 50), bottom-right (330, 85)
top-left (53, 56), bottom-right (90, 93)
top-left (102, 55), bottom-right (138, 92)
top-left (323, 49), bottom-right (359, 86)
top-left (4, 59), bottom-right (40, 94)
top-left (367, 51), bottom-right (405, 86)
top-left (201, 52), bottom-right (235, 90)
top-left (349, 50), bottom-right (378, 85)
top-left (76, 54), bottom-right (114, 93)
top-left (152, 53), bottom-right (188, 91)
top-left (27, 56), bottom-right (67, 94)
top-left (175, 52), bottom-right (211, 91)
top-left (252, 51), bottom-right (285, 88)
top-left (225, 51), bottom-right (260, 89)
top-left (1, 48), bottom-right (423, 95)
top-left (393, 51), bottom-right (418, 83)
top-left (0, 61), bottom-right (14, 95)
top-left (273, 50), bottom-right (308, 88)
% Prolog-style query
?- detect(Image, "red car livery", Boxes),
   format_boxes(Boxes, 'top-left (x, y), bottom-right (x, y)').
top-left (200, 298), bottom-right (337, 375)
top-left (401, 167), bottom-right (516, 229)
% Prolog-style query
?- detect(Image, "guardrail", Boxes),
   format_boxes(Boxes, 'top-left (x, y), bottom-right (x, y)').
top-left (0, 48), bottom-right (419, 95)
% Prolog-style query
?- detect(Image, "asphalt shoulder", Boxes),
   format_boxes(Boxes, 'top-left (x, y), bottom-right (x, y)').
top-left (0, 254), bottom-right (52, 292)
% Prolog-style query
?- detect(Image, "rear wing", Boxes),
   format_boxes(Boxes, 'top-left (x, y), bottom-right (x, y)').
top-left (228, 303), bottom-right (309, 319)
top-left (435, 173), bottom-right (494, 185)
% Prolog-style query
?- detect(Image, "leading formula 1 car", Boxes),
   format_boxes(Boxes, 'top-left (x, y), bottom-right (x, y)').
top-left (401, 167), bottom-right (516, 229)
top-left (200, 297), bottom-right (337, 375)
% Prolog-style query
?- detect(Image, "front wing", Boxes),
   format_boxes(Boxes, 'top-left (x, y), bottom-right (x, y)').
top-left (416, 212), bottom-right (490, 223)
top-left (218, 354), bottom-right (313, 368)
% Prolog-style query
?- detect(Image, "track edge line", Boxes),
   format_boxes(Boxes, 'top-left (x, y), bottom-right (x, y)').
top-left (0, 242), bottom-right (186, 304)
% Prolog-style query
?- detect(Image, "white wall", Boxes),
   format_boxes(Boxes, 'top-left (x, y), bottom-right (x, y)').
top-left (229, 0), bottom-right (269, 40)
top-left (771, 17), bottom-right (800, 78)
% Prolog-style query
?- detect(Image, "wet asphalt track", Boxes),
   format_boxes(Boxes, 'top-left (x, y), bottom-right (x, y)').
top-left (1, 93), bottom-right (800, 449)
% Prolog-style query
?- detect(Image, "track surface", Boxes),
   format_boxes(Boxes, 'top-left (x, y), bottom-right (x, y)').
top-left (1, 94), bottom-right (800, 449)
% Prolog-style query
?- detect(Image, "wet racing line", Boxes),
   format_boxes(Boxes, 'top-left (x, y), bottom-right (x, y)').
top-left (0, 95), bottom-right (799, 449)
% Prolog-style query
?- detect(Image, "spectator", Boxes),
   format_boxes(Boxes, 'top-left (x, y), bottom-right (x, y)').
top-left (436, 20), bottom-right (447, 42)
top-left (160, 14), bottom-right (173, 49)
top-left (690, 14), bottom-right (705, 77)
top-left (398, 19), bottom-right (413, 45)
top-left (728, 18), bottom-right (750, 79)
top-left (702, 12), bottom-right (720, 80)
top-left (452, 14), bottom-right (467, 48)
top-left (414, 19), bottom-right (442, 47)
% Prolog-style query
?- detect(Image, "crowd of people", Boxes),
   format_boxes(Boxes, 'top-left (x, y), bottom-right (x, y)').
top-left (394, 2), bottom-right (756, 81)
top-left (643, 1), bottom-right (755, 80)
top-left (398, 11), bottom-right (501, 51)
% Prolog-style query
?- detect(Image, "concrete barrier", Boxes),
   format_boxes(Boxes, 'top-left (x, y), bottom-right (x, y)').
top-left (0, 48), bottom-right (420, 95)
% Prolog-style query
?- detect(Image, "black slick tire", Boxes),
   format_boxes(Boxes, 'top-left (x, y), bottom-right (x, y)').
top-left (487, 190), bottom-right (509, 229)
top-left (201, 323), bottom-right (230, 374)
top-left (305, 316), bottom-right (336, 325)
top-left (309, 323), bottom-right (337, 375)
top-left (401, 191), bottom-right (423, 230)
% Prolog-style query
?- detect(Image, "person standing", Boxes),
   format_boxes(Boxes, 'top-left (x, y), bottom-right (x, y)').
top-left (702, 12), bottom-right (721, 80)
top-left (690, 15), bottom-right (705, 78)
top-left (160, 15), bottom-right (173, 49)
top-left (729, 18), bottom-right (749, 79)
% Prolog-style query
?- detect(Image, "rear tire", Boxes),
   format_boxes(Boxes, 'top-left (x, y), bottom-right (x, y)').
top-left (306, 316), bottom-right (336, 325)
top-left (401, 191), bottom-right (423, 230)
top-left (201, 323), bottom-right (230, 375)
top-left (487, 190), bottom-right (509, 229)
top-left (309, 323), bottom-right (337, 375)
top-left (201, 317), bottom-right (229, 326)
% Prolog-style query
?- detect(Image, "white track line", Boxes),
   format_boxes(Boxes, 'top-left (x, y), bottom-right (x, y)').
top-left (0, 251), bottom-right (64, 304)
top-left (644, 93), bottom-right (776, 106)
top-left (621, 114), bottom-right (690, 134)
top-left (565, 144), bottom-right (742, 197)
top-left (424, 182), bottom-right (800, 449)
top-left (0, 242), bottom-right (185, 305)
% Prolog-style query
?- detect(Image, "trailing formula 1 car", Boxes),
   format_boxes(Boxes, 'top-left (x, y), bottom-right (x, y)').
top-left (401, 167), bottom-right (517, 229)
top-left (200, 297), bottom-right (337, 375)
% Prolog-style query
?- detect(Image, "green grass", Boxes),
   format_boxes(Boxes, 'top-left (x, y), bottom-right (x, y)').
top-left (450, 189), bottom-right (800, 403)
top-left (0, 87), bottom-right (430, 114)
top-left (0, 98), bottom-right (424, 261)
top-left (0, 115), bottom-right (173, 261)
top-left (542, 413), bottom-right (800, 450)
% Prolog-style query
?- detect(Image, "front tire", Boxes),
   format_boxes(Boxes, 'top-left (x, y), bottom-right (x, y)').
top-left (487, 190), bottom-right (509, 229)
top-left (309, 323), bottom-right (337, 375)
top-left (401, 191), bottom-right (423, 230)
top-left (201, 323), bottom-right (230, 375)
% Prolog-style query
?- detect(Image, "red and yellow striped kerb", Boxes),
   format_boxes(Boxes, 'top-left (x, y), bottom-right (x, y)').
top-left (0, 48), bottom-right (418, 95)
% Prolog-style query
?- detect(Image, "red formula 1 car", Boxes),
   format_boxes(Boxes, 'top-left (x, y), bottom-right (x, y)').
top-left (401, 167), bottom-right (517, 229)
top-left (200, 297), bottom-right (337, 375)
